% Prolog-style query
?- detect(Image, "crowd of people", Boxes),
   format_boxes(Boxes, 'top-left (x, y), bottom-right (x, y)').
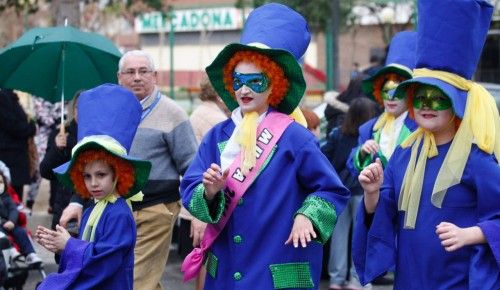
top-left (0, 1), bottom-right (498, 289)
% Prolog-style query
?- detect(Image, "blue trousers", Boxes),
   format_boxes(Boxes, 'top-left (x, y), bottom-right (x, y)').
top-left (2, 226), bottom-right (35, 255)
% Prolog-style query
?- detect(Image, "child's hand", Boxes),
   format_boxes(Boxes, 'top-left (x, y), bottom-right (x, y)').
top-left (358, 158), bottom-right (383, 213)
top-left (285, 214), bottom-right (317, 248)
top-left (361, 139), bottom-right (380, 157)
top-left (3, 221), bottom-right (14, 231)
top-left (202, 163), bottom-right (229, 200)
top-left (35, 225), bottom-right (71, 254)
top-left (435, 222), bottom-right (486, 252)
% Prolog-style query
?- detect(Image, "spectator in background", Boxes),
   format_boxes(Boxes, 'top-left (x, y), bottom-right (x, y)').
top-left (321, 97), bottom-right (378, 290)
top-left (0, 89), bottom-right (37, 200)
top-left (324, 74), bottom-right (372, 135)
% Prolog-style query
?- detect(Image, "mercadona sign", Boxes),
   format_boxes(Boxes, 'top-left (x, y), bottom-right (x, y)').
top-left (135, 7), bottom-right (245, 33)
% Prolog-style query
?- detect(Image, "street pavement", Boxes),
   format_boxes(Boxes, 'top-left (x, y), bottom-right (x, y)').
top-left (23, 179), bottom-right (393, 290)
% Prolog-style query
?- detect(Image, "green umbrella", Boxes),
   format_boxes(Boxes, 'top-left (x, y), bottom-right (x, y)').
top-left (0, 25), bottom-right (122, 124)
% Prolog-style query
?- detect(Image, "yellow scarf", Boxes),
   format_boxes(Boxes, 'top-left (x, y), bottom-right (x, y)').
top-left (82, 182), bottom-right (143, 242)
top-left (236, 107), bottom-right (307, 175)
top-left (374, 112), bottom-right (396, 159)
top-left (399, 68), bottom-right (500, 229)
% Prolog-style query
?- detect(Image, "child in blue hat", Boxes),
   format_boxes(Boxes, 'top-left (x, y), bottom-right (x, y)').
top-left (348, 31), bottom-right (418, 174)
top-left (35, 84), bottom-right (151, 290)
top-left (180, 3), bottom-right (349, 290)
top-left (353, 0), bottom-right (500, 289)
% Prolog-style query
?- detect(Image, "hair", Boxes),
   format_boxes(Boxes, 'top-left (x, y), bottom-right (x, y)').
top-left (301, 106), bottom-right (320, 131)
top-left (338, 73), bottom-right (369, 104)
top-left (223, 50), bottom-right (289, 107)
top-left (69, 90), bottom-right (83, 122)
top-left (405, 83), bottom-right (462, 129)
top-left (69, 149), bottom-right (135, 199)
top-left (199, 77), bottom-right (219, 102)
top-left (341, 97), bottom-right (379, 137)
top-left (372, 73), bottom-right (407, 105)
top-left (118, 50), bottom-right (156, 72)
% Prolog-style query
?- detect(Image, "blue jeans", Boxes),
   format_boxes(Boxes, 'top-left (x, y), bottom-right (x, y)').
top-left (328, 195), bottom-right (362, 285)
top-left (2, 226), bottom-right (35, 255)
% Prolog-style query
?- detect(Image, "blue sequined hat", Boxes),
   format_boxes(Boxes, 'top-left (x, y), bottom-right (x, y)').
top-left (205, 3), bottom-right (311, 114)
top-left (53, 84), bottom-right (151, 198)
top-left (362, 31), bottom-right (417, 102)
top-left (395, 0), bottom-right (493, 118)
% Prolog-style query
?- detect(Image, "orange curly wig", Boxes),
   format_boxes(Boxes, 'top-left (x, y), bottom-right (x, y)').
top-left (69, 149), bottom-right (135, 199)
top-left (406, 83), bottom-right (461, 129)
top-left (372, 73), bottom-right (408, 105)
top-left (223, 50), bottom-right (289, 107)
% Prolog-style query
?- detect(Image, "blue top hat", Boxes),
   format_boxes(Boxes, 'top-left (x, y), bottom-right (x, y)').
top-left (53, 84), bottom-right (151, 198)
top-left (395, 0), bottom-right (494, 118)
top-left (362, 31), bottom-right (417, 102)
top-left (206, 3), bottom-right (311, 114)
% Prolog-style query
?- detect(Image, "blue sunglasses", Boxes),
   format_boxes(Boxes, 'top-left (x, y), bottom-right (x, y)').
top-left (232, 72), bottom-right (269, 93)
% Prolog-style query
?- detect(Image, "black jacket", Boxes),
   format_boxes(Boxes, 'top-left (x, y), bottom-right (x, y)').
top-left (40, 120), bottom-right (78, 228)
top-left (0, 90), bottom-right (36, 186)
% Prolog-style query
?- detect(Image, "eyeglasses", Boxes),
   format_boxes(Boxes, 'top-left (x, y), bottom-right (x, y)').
top-left (120, 68), bottom-right (154, 78)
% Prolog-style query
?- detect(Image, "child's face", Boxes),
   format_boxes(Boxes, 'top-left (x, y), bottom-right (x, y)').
top-left (83, 160), bottom-right (115, 200)
top-left (233, 61), bottom-right (271, 115)
top-left (383, 98), bottom-right (408, 118)
top-left (413, 85), bottom-right (455, 134)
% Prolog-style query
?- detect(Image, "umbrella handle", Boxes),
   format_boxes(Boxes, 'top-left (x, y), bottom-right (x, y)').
top-left (59, 122), bottom-right (66, 135)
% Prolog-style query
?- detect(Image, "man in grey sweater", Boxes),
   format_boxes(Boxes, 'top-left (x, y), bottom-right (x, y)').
top-left (60, 50), bottom-right (198, 290)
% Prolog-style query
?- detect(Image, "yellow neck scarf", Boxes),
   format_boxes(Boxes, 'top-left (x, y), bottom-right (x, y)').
top-left (374, 112), bottom-right (396, 158)
top-left (82, 180), bottom-right (143, 242)
top-left (82, 192), bottom-right (118, 242)
top-left (236, 107), bottom-right (307, 175)
top-left (398, 68), bottom-right (500, 229)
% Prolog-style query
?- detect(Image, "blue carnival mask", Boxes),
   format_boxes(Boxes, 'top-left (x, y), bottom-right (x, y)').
top-left (232, 72), bottom-right (269, 93)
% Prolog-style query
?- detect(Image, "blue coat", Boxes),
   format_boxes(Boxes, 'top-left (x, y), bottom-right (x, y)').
top-left (353, 143), bottom-right (500, 289)
top-left (181, 114), bottom-right (350, 290)
top-left (38, 198), bottom-right (136, 290)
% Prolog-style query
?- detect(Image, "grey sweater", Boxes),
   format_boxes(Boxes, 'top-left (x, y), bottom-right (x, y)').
top-left (130, 88), bottom-right (198, 210)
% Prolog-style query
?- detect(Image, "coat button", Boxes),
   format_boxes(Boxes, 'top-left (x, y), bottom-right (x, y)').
top-left (233, 272), bottom-right (242, 281)
top-left (238, 198), bottom-right (244, 206)
top-left (233, 235), bottom-right (242, 244)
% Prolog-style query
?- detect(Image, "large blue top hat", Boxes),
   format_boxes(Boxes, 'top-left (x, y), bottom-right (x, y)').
top-left (53, 84), bottom-right (151, 198)
top-left (395, 0), bottom-right (494, 118)
top-left (362, 31), bottom-right (417, 102)
top-left (205, 3), bottom-right (311, 114)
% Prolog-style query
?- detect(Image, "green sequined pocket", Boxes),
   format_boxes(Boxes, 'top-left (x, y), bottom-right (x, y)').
top-left (205, 251), bottom-right (218, 279)
top-left (269, 262), bottom-right (314, 289)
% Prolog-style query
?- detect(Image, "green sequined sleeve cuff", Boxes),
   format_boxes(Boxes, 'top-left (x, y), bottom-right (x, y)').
top-left (188, 183), bottom-right (225, 223)
top-left (353, 147), bottom-right (369, 172)
top-left (296, 196), bottom-right (337, 244)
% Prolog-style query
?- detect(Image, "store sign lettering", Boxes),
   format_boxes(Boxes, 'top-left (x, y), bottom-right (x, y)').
top-left (136, 7), bottom-right (244, 33)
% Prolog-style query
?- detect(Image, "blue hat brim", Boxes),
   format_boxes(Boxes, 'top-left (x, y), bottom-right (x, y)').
top-left (53, 141), bottom-right (151, 199)
top-left (205, 43), bottom-right (306, 115)
top-left (395, 77), bottom-right (467, 119)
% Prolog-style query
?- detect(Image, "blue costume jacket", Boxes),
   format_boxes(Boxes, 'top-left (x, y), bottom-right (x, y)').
top-left (181, 113), bottom-right (350, 290)
top-left (38, 198), bottom-right (136, 290)
top-left (347, 115), bottom-right (417, 175)
top-left (353, 143), bottom-right (500, 289)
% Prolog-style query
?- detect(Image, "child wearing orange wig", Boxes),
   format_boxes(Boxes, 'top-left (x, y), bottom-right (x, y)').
top-left (35, 84), bottom-right (151, 290)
